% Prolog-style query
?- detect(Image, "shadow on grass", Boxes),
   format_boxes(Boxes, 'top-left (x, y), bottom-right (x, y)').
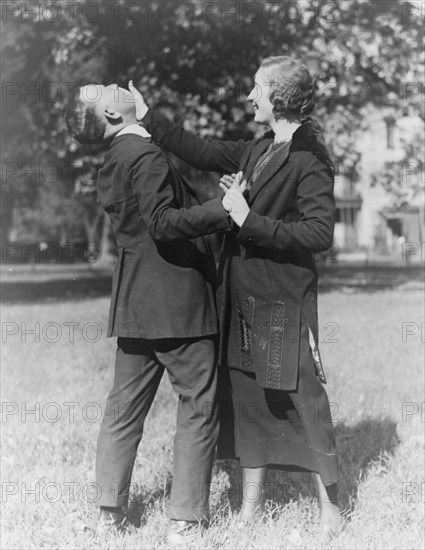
top-left (126, 475), bottom-right (173, 524)
top-left (216, 416), bottom-right (399, 515)
top-left (335, 417), bottom-right (399, 511)
top-left (317, 264), bottom-right (424, 293)
top-left (1, 264), bottom-right (423, 304)
top-left (104, 418), bottom-right (398, 526)
top-left (1, 275), bottom-right (113, 303)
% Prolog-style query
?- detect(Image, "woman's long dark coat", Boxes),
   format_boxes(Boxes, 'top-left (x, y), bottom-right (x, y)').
top-left (143, 111), bottom-right (336, 391)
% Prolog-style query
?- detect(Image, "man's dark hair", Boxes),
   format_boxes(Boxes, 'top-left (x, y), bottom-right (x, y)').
top-left (65, 86), bottom-right (106, 144)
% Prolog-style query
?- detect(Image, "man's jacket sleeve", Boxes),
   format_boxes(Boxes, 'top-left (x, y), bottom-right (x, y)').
top-left (130, 145), bottom-right (231, 241)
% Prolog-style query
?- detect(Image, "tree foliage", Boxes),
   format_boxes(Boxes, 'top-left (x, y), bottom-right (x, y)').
top-left (1, 0), bottom-right (423, 241)
top-left (371, 130), bottom-right (424, 208)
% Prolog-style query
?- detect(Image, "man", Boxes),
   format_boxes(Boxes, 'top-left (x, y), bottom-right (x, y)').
top-left (65, 82), bottom-right (230, 546)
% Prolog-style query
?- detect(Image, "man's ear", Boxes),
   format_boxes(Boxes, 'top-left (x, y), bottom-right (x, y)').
top-left (104, 108), bottom-right (122, 122)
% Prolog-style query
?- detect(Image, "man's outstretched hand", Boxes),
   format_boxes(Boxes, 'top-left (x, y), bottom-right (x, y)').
top-left (128, 81), bottom-right (149, 121)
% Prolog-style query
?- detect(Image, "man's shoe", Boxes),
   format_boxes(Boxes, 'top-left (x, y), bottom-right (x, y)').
top-left (96, 507), bottom-right (130, 537)
top-left (166, 520), bottom-right (202, 549)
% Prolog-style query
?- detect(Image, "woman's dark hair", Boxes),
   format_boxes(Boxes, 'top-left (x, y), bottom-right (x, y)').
top-left (65, 86), bottom-right (106, 144)
top-left (259, 56), bottom-right (315, 122)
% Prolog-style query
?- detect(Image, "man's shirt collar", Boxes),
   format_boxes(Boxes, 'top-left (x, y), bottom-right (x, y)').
top-left (116, 124), bottom-right (151, 140)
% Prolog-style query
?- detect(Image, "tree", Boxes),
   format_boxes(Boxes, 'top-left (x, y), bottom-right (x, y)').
top-left (371, 129), bottom-right (424, 208)
top-left (1, 0), bottom-right (423, 245)
top-left (1, 0), bottom-right (109, 247)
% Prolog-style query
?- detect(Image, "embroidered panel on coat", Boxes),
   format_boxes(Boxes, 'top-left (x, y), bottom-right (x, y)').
top-left (266, 301), bottom-right (286, 389)
top-left (236, 293), bottom-right (255, 371)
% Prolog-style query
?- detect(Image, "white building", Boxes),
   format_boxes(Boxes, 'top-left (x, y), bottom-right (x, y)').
top-left (333, 107), bottom-right (424, 262)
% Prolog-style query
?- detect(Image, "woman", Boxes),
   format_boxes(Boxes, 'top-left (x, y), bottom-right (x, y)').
top-left (133, 56), bottom-right (341, 534)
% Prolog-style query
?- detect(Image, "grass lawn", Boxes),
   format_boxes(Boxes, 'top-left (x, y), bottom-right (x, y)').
top-left (1, 288), bottom-right (424, 549)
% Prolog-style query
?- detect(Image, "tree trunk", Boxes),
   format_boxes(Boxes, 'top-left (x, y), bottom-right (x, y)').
top-left (59, 225), bottom-right (68, 247)
top-left (1, 192), bottom-right (15, 242)
top-left (97, 210), bottom-right (115, 269)
top-left (82, 209), bottom-right (103, 268)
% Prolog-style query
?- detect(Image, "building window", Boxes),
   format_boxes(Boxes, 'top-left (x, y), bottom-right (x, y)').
top-left (335, 206), bottom-right (360, 250)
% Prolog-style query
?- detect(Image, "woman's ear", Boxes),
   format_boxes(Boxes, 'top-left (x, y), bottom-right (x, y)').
top-left (104, 108), bottom-right (122, 122)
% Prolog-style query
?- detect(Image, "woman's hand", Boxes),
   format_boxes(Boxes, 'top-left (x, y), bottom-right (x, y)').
top-left (219, 171), bottom-right (246, 193)
top-left (128, 80), bottom-right (149, 121)
top-left (219, 173), bottom-right (237, 191)
top-left (220, 171), bottom-right (250, 227)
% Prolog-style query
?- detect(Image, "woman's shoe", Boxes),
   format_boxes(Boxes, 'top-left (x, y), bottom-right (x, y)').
top-left (319, 504), bottom-right (343, 537)
top-left (237, 500), bottom-right (266, 527)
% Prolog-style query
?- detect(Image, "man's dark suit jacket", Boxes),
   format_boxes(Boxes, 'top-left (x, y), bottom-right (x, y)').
top-left (97, 132), bottom-right (230, 339)
top-left (142, 110), bottom-right (336, 391)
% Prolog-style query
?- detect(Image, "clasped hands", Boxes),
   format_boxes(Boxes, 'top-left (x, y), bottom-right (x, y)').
top-left (220, 171), bottom-right (250, 227)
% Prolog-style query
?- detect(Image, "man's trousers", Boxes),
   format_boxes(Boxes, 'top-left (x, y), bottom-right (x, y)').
top-left (96, 335), bottom-right (219, 521)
